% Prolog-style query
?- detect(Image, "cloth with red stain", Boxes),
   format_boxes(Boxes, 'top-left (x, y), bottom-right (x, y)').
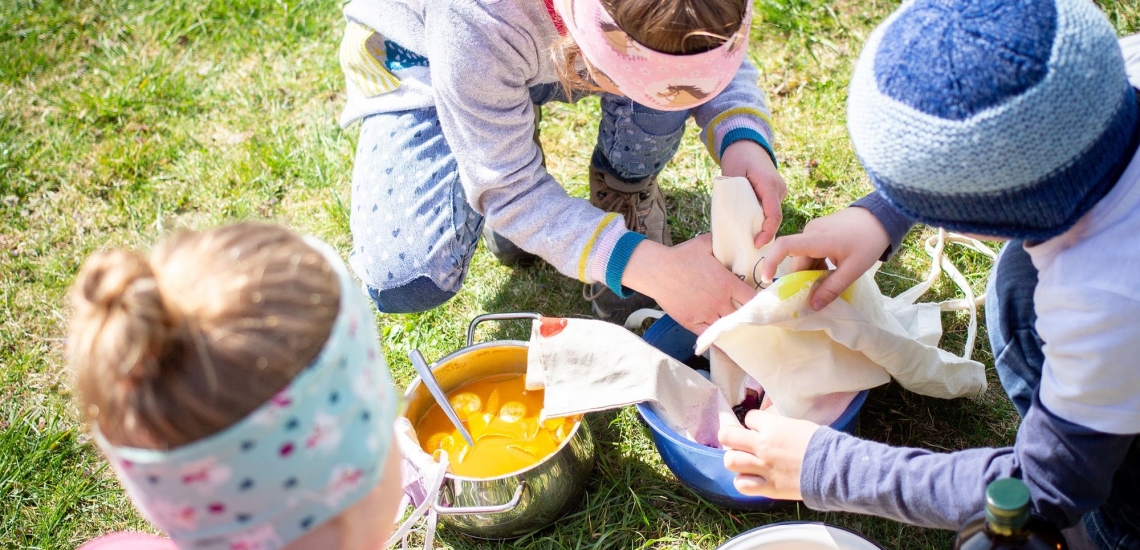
top-left (525, 317), bottom-right (737, 447)
top-left (705, 176), bottom-right (988, 420)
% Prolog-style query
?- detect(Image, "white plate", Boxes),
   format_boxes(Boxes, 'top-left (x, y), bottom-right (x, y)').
top-left (718, 522), bottom-right (883, 550)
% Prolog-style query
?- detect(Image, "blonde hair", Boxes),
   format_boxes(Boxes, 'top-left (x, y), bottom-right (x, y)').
top-left (553, 0), bottom-right (748, 95)
top-left (68, 223), bottom-right (341, 449)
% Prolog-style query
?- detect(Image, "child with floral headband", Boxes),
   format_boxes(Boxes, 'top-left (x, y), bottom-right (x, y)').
top-left (338, 0), bottom-right (785, 333)
top-left (70, 223), bottom-right (403, 550)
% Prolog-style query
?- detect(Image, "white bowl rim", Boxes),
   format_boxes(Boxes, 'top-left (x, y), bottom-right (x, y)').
top-left (718, 521), bottom-right (885, 550)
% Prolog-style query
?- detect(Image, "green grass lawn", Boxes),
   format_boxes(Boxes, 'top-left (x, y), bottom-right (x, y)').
top-left (2, 0), bottom-right (1137, 548)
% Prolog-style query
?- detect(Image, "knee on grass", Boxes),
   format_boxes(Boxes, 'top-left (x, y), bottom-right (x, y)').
top-left (365, 276), bottom-right (457, 314)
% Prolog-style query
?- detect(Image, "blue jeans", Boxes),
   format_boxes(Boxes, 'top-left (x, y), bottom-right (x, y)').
top-left (986, 241), bottom-right (1140, 550)
top-left (349, 85), bottom-right (688, 313)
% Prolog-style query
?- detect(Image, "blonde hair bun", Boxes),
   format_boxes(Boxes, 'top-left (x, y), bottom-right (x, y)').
top-left (68, 223), bottom-right (341, 449)
top-left (70, 249), bottom-right (176, 385)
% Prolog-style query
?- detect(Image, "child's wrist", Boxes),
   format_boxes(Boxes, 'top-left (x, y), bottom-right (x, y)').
top-left (721, 133), bottom-right (777, 169)
top-left (605, 232), bottom-right (647, 297)
top-left (721, 140), bottom-right (778, 178)
top-left (619, 238), bottom-right (669, 297)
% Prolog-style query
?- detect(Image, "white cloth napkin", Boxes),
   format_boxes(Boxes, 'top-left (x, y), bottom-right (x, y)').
top-left (525, 317), bottom-right (737, 447)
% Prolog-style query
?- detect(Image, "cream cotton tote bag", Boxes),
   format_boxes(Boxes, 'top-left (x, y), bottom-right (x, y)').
top-left (699, 177), bottom-right (990, 420)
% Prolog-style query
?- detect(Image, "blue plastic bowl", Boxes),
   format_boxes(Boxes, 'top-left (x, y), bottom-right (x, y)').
top-left (637, 314), bottom-right (869, 511)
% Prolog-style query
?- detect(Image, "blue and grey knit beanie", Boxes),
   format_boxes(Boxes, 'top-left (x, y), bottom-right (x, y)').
top-left (848, 0), bottom-right (1140, 240)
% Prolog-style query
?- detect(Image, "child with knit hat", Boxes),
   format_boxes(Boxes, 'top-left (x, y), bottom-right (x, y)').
top-left (70, 223), bottom-right (404, 550)
top-left (717, 0), bottom-right (1140, 547)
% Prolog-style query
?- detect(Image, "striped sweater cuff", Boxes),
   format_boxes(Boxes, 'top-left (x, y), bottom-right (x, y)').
top-left (706, 109), bottom-right (775, 164)
top-left (577, 213), bottom-right (621, 282)
top-left (587, 222), bottom-right (627, 284)
top-left (605, 232), bottom-right (646, 298)
top-left (720, 128), bottom-right (778, 168)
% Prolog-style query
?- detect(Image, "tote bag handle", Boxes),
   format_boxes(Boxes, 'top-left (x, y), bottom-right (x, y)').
top-left (889, 229), bottom-right (997, 360)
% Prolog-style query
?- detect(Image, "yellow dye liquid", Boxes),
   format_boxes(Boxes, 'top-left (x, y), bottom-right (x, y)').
top-left (775, 269), bottom-right (854, 303)
top-left (416, 374), bottom-right (580, 478)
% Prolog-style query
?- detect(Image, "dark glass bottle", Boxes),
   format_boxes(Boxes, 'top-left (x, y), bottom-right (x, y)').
top-left (953, 478), bottom-right (1067, 550)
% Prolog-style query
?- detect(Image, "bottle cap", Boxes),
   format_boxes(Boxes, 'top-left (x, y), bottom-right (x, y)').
top-left (985, 478), bottom-right (1030, 532)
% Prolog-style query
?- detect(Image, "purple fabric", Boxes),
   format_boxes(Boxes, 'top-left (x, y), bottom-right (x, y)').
top-left (800, 394), bottom-right (1134, 530)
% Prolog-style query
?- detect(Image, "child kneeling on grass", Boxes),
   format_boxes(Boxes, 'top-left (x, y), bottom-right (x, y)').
top-left (338, 0), bottom-right (785, 333)
top-left (719, 0), bottom-right (1140, 548)
top-left (70, 223), bottom-right (403, 550)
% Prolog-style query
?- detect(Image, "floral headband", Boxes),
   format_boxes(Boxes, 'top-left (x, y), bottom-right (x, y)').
top-left (553, 0), bottom-right (752, 111)
top-left (94, 237), bottom-right (398, 550)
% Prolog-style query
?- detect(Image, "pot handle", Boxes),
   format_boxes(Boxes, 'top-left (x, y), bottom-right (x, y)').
top-left (433, 480), bottom-right (527, 516)
top-left (466, 313), bottom-right (542, 347)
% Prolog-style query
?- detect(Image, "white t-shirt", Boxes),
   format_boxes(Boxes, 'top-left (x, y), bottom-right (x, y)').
top-left (1026, 71), bottom-right (1140, 434)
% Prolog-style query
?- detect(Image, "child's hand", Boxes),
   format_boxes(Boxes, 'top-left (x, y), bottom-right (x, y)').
top-left (623, 234), bottom-right (756, 334)
top-left (721, 140), bottom-right (787, 248)
top-left (718, 409), bottom-right (820, 501)
top-left (759, 207), bottom-right (889, 311)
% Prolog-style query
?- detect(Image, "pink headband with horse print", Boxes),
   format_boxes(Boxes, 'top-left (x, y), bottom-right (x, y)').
top-left (553, 0), bottom-right (752, 111)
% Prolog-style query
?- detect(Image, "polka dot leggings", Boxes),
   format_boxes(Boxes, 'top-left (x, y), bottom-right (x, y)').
top-left (349, 90), bottom-right (688, 313)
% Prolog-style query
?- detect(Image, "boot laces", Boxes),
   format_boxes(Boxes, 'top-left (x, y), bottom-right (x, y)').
top-left (595, 188), bottom-right (653, 234)
top-left (582, 282), bottom-right (607, 301)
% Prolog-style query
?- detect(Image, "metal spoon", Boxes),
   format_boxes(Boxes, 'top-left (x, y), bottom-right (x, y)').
top-left (409, 348), bottom-right (476, 448)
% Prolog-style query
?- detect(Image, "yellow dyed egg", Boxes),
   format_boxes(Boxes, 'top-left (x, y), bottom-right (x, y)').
top-left (499, 402), bottom-right (527, 423)
top-left (416, 374), bottom-right (573, 478)
top-left (448, 392), bottom-right (481, 421)
top-left (773, 269), bottom-right (854, 303)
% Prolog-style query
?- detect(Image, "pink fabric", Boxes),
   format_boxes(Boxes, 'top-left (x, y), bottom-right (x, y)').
top-left (552, 0), bottom-right (751, 111)
top-left (78, 533), bottom-right (177, 550)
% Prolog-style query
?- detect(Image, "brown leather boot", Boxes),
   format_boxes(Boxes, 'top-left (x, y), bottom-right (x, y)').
top-left (587, 166), bottom-right (671, 246)
top-left (583, 165), bottom-right (671, 325)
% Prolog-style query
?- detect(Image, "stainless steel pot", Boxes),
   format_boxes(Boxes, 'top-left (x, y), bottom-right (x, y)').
top-left (403, 313), bottom-right (596, 539)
